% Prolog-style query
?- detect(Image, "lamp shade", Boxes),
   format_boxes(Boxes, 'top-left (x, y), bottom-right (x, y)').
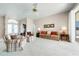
top-left (38, 28), bottom-right (41, 31)
top-left (61, 27), bottom-right (67, 34)
top-left (61, 27), bottom-right (67, 31)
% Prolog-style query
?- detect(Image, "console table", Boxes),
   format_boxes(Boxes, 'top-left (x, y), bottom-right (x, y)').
top-left (60, 34), bottom-right (69, 42)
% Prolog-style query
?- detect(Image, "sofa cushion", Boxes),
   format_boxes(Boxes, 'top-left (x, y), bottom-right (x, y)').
top-left (51, 31), bottom-right (58, 35)
top-left (40, 31), bottom-right (47, 34)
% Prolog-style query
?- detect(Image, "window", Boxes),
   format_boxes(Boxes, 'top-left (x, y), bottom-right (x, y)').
top-left (8, 19), bottom-right (18, 34)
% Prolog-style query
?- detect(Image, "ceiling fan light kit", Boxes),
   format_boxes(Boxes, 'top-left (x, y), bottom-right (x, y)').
top-left (33, 8), bottom-right (37, 12)
top-left (32, 3), bottom-right (38, 12)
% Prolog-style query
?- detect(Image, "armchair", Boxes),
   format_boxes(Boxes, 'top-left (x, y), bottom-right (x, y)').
top-left (39, 31), bottom-right (47, 38)
top-left (50, 31), bottom-right (59, 40)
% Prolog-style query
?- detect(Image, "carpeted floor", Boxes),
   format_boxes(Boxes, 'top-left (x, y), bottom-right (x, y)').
top-left (0, 37), bottom-right (79, 56)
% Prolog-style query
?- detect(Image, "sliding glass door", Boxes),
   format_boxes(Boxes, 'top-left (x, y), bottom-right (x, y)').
top-left (75, 11), bottom-right (79, 42)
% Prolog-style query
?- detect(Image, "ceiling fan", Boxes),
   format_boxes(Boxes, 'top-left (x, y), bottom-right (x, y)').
top-left (32, 3), bottom-right (38, 12)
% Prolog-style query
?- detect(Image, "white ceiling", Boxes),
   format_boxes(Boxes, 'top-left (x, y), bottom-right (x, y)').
top-left (0, 3), bottom-right (76, 20)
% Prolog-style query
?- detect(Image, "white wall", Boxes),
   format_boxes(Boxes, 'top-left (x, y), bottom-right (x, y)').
top-left (34, 13), bottom-right (68, 33)
top-left (0, 16), bottom-right (5, 38)
top-left (5, 16), bottom-right (8, 35)
top-left (27, 17), bottom-right (34, 33)
top-left (69, 11), bottom-right (75, 42)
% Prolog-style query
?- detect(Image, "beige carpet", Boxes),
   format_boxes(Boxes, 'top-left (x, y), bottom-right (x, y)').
top-left (0, 37), bottom-right (79, 56)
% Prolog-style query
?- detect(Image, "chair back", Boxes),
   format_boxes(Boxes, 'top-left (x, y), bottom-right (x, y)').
top-left (51, 31), bottom-right (58, 35)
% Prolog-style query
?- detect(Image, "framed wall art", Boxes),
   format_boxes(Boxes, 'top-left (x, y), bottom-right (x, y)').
top-left (44, 24), bottom-right (55, 28)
